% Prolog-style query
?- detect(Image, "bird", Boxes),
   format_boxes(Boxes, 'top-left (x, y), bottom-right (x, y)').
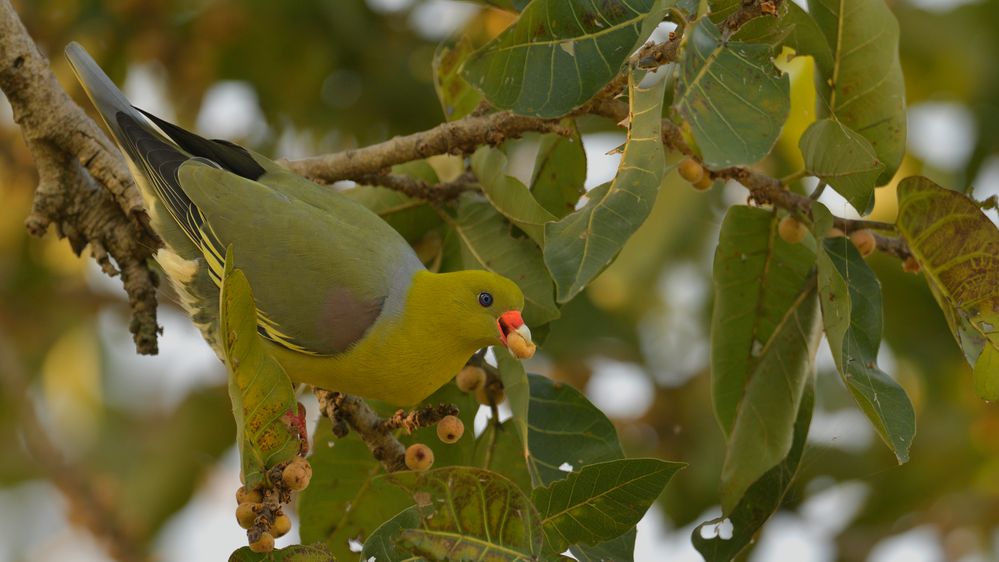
top-left (64, 42), bottom-right (535, 406)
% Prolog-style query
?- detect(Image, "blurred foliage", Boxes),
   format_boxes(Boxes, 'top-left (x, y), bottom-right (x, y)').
top-left (1, 0), bottom-right (998, 561)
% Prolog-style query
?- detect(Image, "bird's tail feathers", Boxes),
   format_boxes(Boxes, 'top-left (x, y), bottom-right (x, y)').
top-left (64, 42), bottom-right (153, 146)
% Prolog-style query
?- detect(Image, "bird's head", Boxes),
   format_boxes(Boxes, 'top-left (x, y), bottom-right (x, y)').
top-left (417, 270), bottom-right (534, 358)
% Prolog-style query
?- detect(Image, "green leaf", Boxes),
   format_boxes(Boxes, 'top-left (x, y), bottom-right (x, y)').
top-left (800, 118), bottom-right (885, 214)
top-left (544, 69), bottom-right (669, 303)
top-left (219, 248), bottom-right (302, 490)
top-left (228, 543), bottom-right (334, 562)
top-left (810, 0), bottom-right (906, 184)
top-left (471, 146), bottom-right (557, 245)
top-left (526, 374), bottom-right (625, 486)
top-left (709, 208), bottom-right (821, 513)
top-left (496, 346), bottom-right (532, 462)
top-left (433, 33), bottom-right (484, 121)
top-left (297, 422), bottom-right (411, 559)
top-left (530, 128), bottom-right (587, 219)
top-left (359, 506), bottom-right (423, 562)
top-left (474, 420), bottom-right (533, 493)
top-left (720, 277), bottom-right (820, 513)
top-left (896, 177), bottom-right (999, 399)
top-left (814, 206), bottom-right (914, 462)
top-left (710, 207), bottom-right (818, 436)
top-left (451, 196), bottom-right (560, 326)
top-left (534, 458), bottom-right (684, 554)
top-left (674, 18), bottom-right (790, 167)
top-left (366, 467), bottom-right (543, 560)
top-left (570, 531), bottom-right (637, 562)
top-left (693, 378), bottom-right (814, 562)
top-left (461, 0), bottom-right (670, 117)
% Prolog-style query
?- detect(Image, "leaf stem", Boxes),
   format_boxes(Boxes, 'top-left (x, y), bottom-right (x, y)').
top-left (809, 181), bottom-right (828, 200)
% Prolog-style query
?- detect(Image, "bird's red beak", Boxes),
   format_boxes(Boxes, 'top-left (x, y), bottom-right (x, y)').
top-left (497, 310), bottom-right (524, 346)
top-left (497, 310), bottom-right (535, 359)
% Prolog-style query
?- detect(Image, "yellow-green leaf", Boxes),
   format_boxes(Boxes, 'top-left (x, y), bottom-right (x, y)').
top-left (896, 176), bottom-right (999, 399)
top-left (472, 146), bottom-right (556, 245)
top-left (219, 248), bottom-right (302, 490)
top-left (364, 467), bottom-right (543, 560)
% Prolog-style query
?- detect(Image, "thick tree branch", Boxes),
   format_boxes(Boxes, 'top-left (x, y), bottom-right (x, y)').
top-left (0, 0), bottom-right (162, 353)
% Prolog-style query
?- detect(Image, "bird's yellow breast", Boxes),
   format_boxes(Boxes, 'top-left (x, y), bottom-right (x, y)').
top-left (264, 316), bottom-right (476, 405)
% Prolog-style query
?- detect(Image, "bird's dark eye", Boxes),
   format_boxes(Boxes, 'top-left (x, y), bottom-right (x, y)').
top-left (478, 292), bottom-right (494, 307)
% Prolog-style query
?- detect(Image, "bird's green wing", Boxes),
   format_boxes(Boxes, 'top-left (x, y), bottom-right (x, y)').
top-left (181, 160), bottom-right (424, 354)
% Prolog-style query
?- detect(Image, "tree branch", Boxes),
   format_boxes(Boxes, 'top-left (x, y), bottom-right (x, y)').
top-left (281, 113), bottom-right (571, 184)
top-left (0, 0), bottom-right (162, 353)
top-left (314, 389), bottom-right (457, 473)
top-left (353, 171), bottom-right (479, 202)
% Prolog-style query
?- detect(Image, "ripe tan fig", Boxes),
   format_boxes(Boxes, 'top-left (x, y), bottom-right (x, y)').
top-left (778, 216), bottom-right (808, 244)
top-left (405, 443), bottom-right (435, 471)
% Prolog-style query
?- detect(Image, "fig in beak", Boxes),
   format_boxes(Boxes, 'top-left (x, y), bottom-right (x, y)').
top-left (497, 310), bottom-right (535, 359)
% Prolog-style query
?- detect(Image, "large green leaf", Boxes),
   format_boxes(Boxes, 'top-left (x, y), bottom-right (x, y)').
top-left (474, 420), bottom-right (532, 493)
top-left (364, 467), bottom-right (543, 560)
top-left (526, 375), bottom-right (639, 559)
top-left (710, 207), bottom-right (817, 436)
top-left (709, 208), bottom-right (821, 513)
top-left (526, 374), bottom-right (625, 486)
top-left (813, 206), bottom-right (915, 462)
top-left (544, 69), bottom-right (668, 303)
top-left (674, 18), bottom-right (790, 167)
top-left (896, 177), bottom-right (999, 399)
top-left (219, 249), bottom-right (302, 490)
top-left (693, 379), bottom-right (814, 562)
top-left (461, 0), bottom-right (669, 117)
top-left (810, 0), bottom-right (906, 184)
top-left (229, 543), bottom-right (334, 562)
top-left (296, 421), bottom-right (412, 560)
top-left (533, 458), bottom-right (683, 554)
top-left (530, 128), bottom-right (587, 219)
top-left (451, 197), bottom-right (560, 326)
top-left (433, 34), bottom-right (484, 121)
top-left (720, 276), bottom-right (820, 513)
top-left (471, 146), bottom-right (556, 245)
top-left (800, 118), bottom-right (885, 214)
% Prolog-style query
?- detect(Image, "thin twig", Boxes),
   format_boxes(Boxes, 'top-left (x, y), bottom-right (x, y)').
top-left (353, 171), bottom-right (478, 202)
